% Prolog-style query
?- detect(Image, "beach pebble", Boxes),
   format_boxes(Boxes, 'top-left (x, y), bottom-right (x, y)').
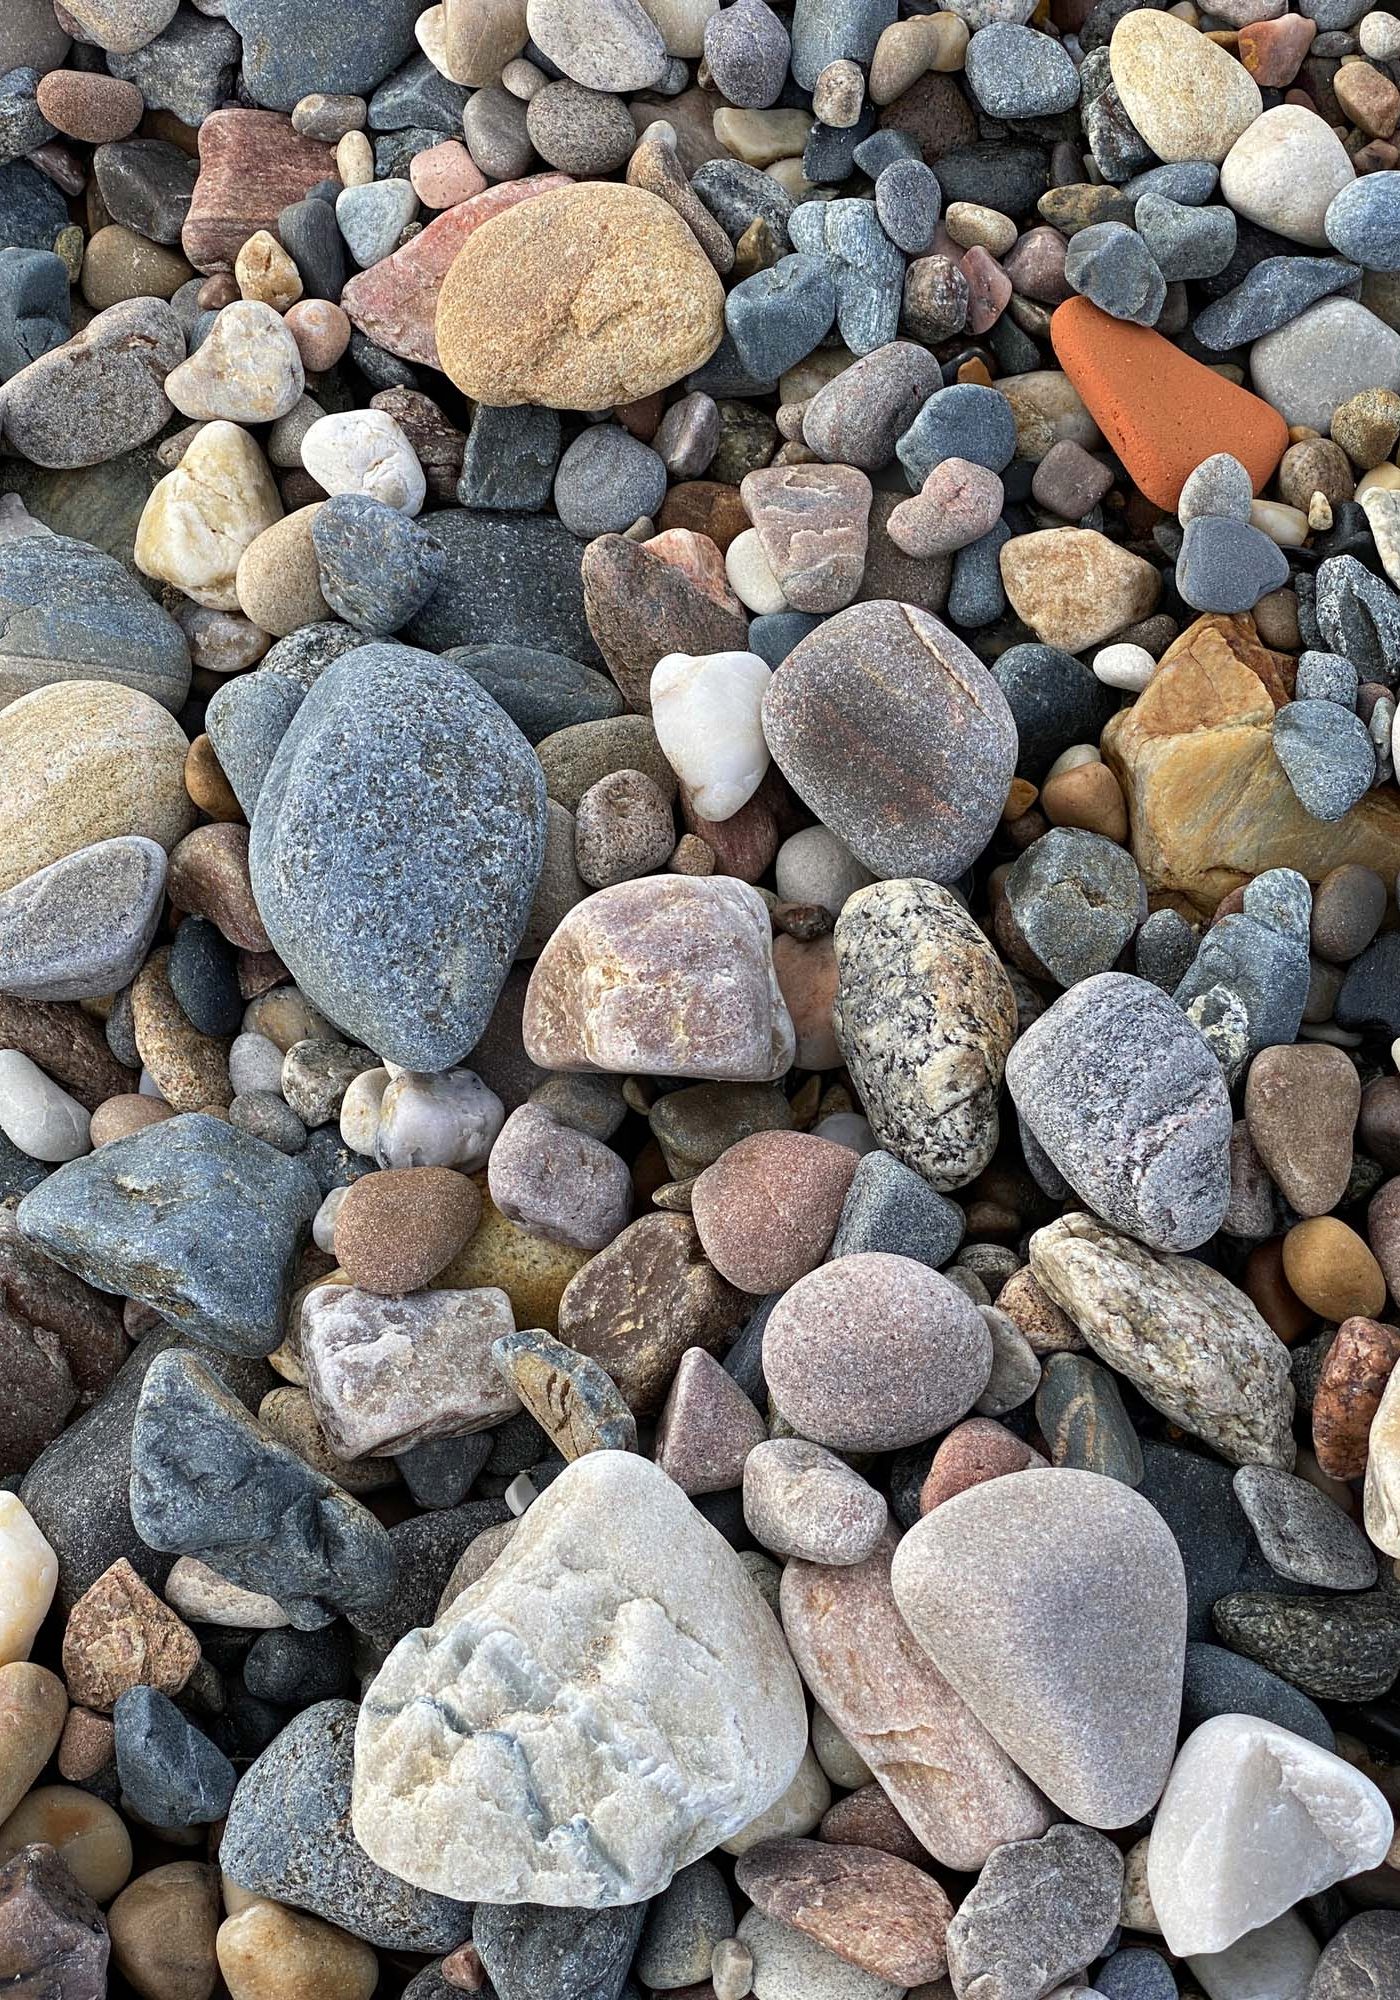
top-left (743, 1437), bottom-right (887, 1565)
top-left (652, 649), bottom-right (771, 823)
top-left (165, 301), bottom-right (304, 425)
top-left (0, 1494), bottom-right (56, 1667)
top-left (692, 1130), bottom-right (857, 1294)
top-left (1220, 104), bottom-right (1355, 249)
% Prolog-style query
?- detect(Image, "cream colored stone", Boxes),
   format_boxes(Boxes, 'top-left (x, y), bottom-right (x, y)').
top-left (1109, 11), bottom-right (1262, 164)
top-left (1000, 528), bottom-right (1161, 654)
top-left (0, 1663), bottom-right (67, 1823)
top-left (713, 106), bottom-right (814, 166)
top-left (235, 230), bottom-right (303, 311)
top-left (1220, 104), bottom-right (1355, 248)
top-left (165, 302), bottom-right (305, 425)
top-left (135, 421), bottom-right (283, 612)
top-left (217, 1899), bottom-right (378, 2000)
top-left (336, 130), bottom-right (374, 187)
top-left (1364, 1361), bottom-right (1400, 1556)
top-left (721, 1743), bottom-right (831, 1854)
top-left (164, 1557), bottom-right (289, 1630)
top-left (0, 1784), bottom-right (132, 1901)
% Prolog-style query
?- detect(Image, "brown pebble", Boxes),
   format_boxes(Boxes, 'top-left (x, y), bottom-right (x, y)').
top-left (131, 946), bottom-right (232, 1112)
top-left (167, 823), bottom-right (271, 952)
top-left (773, 932), bottom-right (839, 1070)
top-left (61, 1558), bottom-right (200, 1714)
top-left (58, 1707), bottom-right (116, 1784)
top-left (691, 1130), bottom-right (858, 1296)
top-left (735, 1838), bottom-right (952, 1987)
top-left (656, 479), bottom-right (751, 551)
top-left (1309, 863), bottom-right (1386, 963)
top-left (654, 1345), bottom-right (768, 1495)
top-left (197, 273), bottom-right (241, 312)
top-left (36, 70), bottom-right (144, 144)
top-left (1370, 1177), bottom-right (1400, 1299)
top-left (332, 1168), bottom-right (481, 1295)
top-left (215, 1898), bottom-right (379, 2000)
top-left (284, 298), bottom-right (351, 372)
top-left (88, 1095), bottom-right (176, 1146)
top-left (1313, 1316), bottom-right (1400, 1481)
top-left (1282, 1216), bottom-right (1386, 1323)
top-left (183, 735), bottom-right (244, 822)
top-left (0, 1663), bottom-right (68, 1824)
top-left (235, 506), bottom-right (329, 637)
top-left (107, 1860), bottom-right (221, 2000)
top-left (1243, 1042), bottom-right (1359, 1218)
top-left (1039, 759), bottom-right (1129, 841)
top-left (1243, 1236), bottom-right (1314, 1343)
top-left (818, 1783), bottom-right (930, 1866)
top-left (0, 996), bottom-right (135, 1112)
top-left (181, 109), bottom-right (336, 275)
top-left (995, 1266), bottom-right (1084, 1353)
top-left (0, 1785), bottom-right (132, 1903)
top-left (919, 1417), bottom-right (1048, 1513)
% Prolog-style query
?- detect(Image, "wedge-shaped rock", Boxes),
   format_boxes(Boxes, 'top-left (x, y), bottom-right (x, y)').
top-left (351, 1452), bottom-right (807, 1907)
top-left (892, 1468), bottom-right (1186, 1829)
top-left (523, 876), bottom-right (794, 1082)
top-left (1030, 1212), bottom-right (1297, 1469)
top-left (130, 1349), bottom-right (395, 1631)
top-left (0, 532), bottom-right (191, 712)
top-left (1006, 972), bottom-right (1232, 1252)
top-left (779, 1529), bottom-right (1053, 1872)
top-left (17, 1112), bottom-right (320, 1357)
top-left (0, 836), bottom-right (166, 1002)
top-left (1148, 1716), bottom-right (1394, 1956)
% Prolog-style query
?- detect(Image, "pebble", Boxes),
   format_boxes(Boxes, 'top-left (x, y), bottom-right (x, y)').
top-left (0, 1842), bottom-right (109, 1998)
top-left (1177, 516), bottom-right (1290, 615)
top-left (1004, 828), bottom-right (1144, 989)
top-left (216, 1900), bottom-right (378, 2000)
top-left (1273, 698), bottom-right (1377, 821)
top-left (311, 494), bottom-right (446, 634)
top-left (736, 1839), bottom-right (950, 1988)
top-left (135, 419), bottom-right (283, 614)
top-left (947, 1824), bottom-right (1124, 1999)
top-left (165, 301), bottom-right (304, 425)
top-left (1, 294), bottom-right (182, 471)
top-left (1220, 104), bottom-right (1355, 250)
top-left (1233, 1462), bottom-right (1376, 1590)
top-left (1251, 298), bottom-right (1400, 435)
top-left (1001, 524), bottom-right (1162, 654)
top-left (300, 408), bottom-right (426, 515)
top-left (486, 1103), bottom-right (631, 1250)
top-left (332, 1166), bottom-right (479, 1292)
top-left (743, 1437), bottom-right (887, 1564)
top-left (113, 1683), bottom-right (235, 1828)
top-left (1108, 11), bottom-right (1261, 164)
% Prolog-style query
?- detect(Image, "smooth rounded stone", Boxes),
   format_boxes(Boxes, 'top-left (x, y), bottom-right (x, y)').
top-left (526, 79), bottom-right (637, 175)
top-left (785, 199), bottom-right (903, 359)
top-left (130, 1345), bottom-right (393, 1631)
top-left (552, 428), bottom-right (666, 542)
top-left (112, 1684), bottom-right (234, 1829)
top-left (0, 1048), bottom-right (88, 1163)
top-left (1243, 1042), bottom-right (1358, 1217)
top-left (437, 183), bottom-right (724, 410)
top-left (1325, 174), bottom-right (1400, 275)
top-left (135, 419), bottom-right (282, 614)
top-left (1036, 1352), bottom-right (1143, 1484)
top-left (691, 1131), bottom-right (855, 1295)
top-left (1148, 1716), bottom-right (1393, 1958)
top-left (219, 1700), bottom-right (471, 1953)
top-left (773, 826), bottom-right (870, 918)
top-left (1177, 516), bottom-right (1290, 617)
top-left (5, 533), bottom-right (183, 722)
top-left (1001, 526), bottom-right (1162, 655)
top-left (1193, 254), bottom-right (1364, 354)
top-left (736, 1838), bottom-right (950, 1989)
top-left (738, 1907), bottom-right (902, 2000)
top-left (888, 458), bottom-right (1004, 561)
top-left (964, 20), bottom-right (1079, 118)
top-left (726, 255), bottom-right (836, 381)
top-left (740, 462), bottom-right (872, 616)
top-left (0, 1783), bottom-right (131, 1902)
top-left (126, 945), bottom-right (229, 1111)
top-left (165, 1555), bottom-right (288, 1630)
top-left (0, 1662), bottom-right (66, 1822)
top-left (235, 506), bottom-right (333, 637)
top-left (653, 1345), bottom-right (767, 1493)
top-left (0, 836), bottom-right (164, 1005)
top-left (1221, 105), bottom-right (1354, 250)
top-left (331, 1166), bottom-right (479, 1293)
top-left (166, 916), bottom-right (240, 1038)
top-left (1108, 12), bottom-right (1260, 164)
top-left (526, 0), bottom-right (667, 88)
top-left (992, 645), bottom-right (1117, 784)
top-left (301, 409), bottom-right (426, 517)
top-left (251, 643), bottom-right (545, 1072)
top-left (486, 1104), bottom-right (630, 1252)
top-left (1273, 699), bottom-right (1376, 822)
top-left (1232, 1463), bottom-right (1375, 1591)
top-left (1004, 830), bottom-right (1144, 990)
top-left (1007, 974), bottom-right (1231, 1254)
top-left (471, 1902), bottom-right (646, 2000)
top-left (311, 494), bottom-right (445, 637)
top-left (301, 1284), bottom-right (519, 1458)
top-left (900, 1464), bottom-right (1179, 1833)
top-left (1308, 1914), bottom-right (1400, 2000)
top-left (650, 650), bottom-right (770, 825)
top-left (1364, 1360), bottom-right (1400, 1555)
top-left (202, 673), bottom-right (303, 820)
top-left (106, 1859), bottom-right (221, 2000)
top-left (1031, 1214), bottom-right (1296, 1471)
top-left (1182, 1643), bottom-right (1332, 1755)
top-left (780, 1531), bottom-right (1052, 1871)
top-left (371, 1068), bottom-right (503, 1172)
top-left (406, 509), bottom-right (595, 666)
top-left (449, 645), bottom-right (621, 748)
top-left (743, 1437), bottom-right (887, 1565)
top-left (871, 160), bottom-right (940, 259)
top-left (763, 602), bottom-right (1014, 882)
top-left (1177, 453), bottom-right (1255, 527)
top-left (0, 1840), bottom-right (108, 1997)
top-left (1, 292), bottom-right (185, 469)
top-left (91, 136), bottom-right (195, 251)
top-left (833, 880), bottom-right (1015, 1192)
top-left (947, 1824), bottom-right (1124, 2000)
top-left (17, 1111), bottom-right (319, 1357)
top-left (0, 1503), bottom-right (51, 1662)
top-left (352, 1452), bottom-right (806, 1906)
top-left (165, 302), bottom-right (304, 426)
top-left (1313, 1314), bottom-right (1400, 1480)
top-left (763, 1251), bottom-right (992, 1452)
top-left (216, 1899), bottom-right (377, 2000)
top-left (635, 1859), bottom-right (733, 1991)
top-left (703, 0), bottom-right (789, 107)
top-left (334, 178), bottom-right (418, 271)
top-left (897, 385), bottom-right (1017, 490)
top-left (524, 875), bottom-right (793, 1083)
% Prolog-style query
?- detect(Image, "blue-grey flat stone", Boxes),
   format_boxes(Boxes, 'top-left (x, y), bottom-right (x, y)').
top-left (406, 509), bottom-right (599, 662)
top-left (0, 530), bottom-right (190, 709)
top-left (205, 671), bottom-right (305, 820)
top-left (457, 405), bottom-right (561, 513)
top-left (1176, 515), bottom-right (1289, 615)
top-left (829, 1147), bottom-right (965, 1268)
top-left (0, 160), bottom-right (69, 254)
top-left (789, 197), bottom-right (904, 356)
top-left (445, 643), bottom-right (622, 744)
top-left (725, 254), bottom-right (837, 381)
top-left (0, 836), bottom-right (166, 1002)
top-left (1273, 698), bottom-right (1377, 823)
top-left (368, 52), bottom-right (470, 134)
top-left (1065, 219), bottom-right (1166, 325)
top-left (0, 246), bottom-right (68, 383)
top-left (897, 382), bottom-right (1018, 485)
top-left (310, 493), bottom-right (446, 636)
top-left (1325, 172), bottom-right (1400, 273)
top-left (250, 643), bottom-right (548, 1069)
top-left (1192, 253), bottom-right (1361, 351)
top-left (222, 0), bottom-right (422, 110)
top-left (17, 1112), bottom-right (321, 1357)
top-left (114, 1685), bottom-right (237, 1829)
top-left (965, 21), bottom-right (1080, 117)
top-left (1134, 194), bottom-right (1235, 283)
top-left (1181, 1641), bottom-right (1333, 1750)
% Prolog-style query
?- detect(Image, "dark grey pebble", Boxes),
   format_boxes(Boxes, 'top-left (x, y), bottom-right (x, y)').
top-left (1212, 1590), bottom-right (1400, 1704)
top-left (830, 1147), bottom-right (965, 1268)
top-left (1176, 515), bottom-right (1289, 615)
top-left (552, 425), bottom-right (667, 539)
top-left (789, 196), bottom-right (904, 356)
top-left (874, 157), bottom-right (942, 256)
top-left (1005, 827), bottom-right (1144, 987)
top-left (368, 50), bottom-right (469, 133)
top-left (1181, 1641), bottom-right (1333, 1751)
top-left (243, 1624), bottom-right (354, 1707)
top-left (1173, 892), bottom-right (1311, 1060)
top-left (473, 1902), bottom-right (647, 2000)
top-left (1134, 908), bottom-right (1200, 993)
top-left (803, 105), bottom-right (877, 187)
top-left (300, 1123), bottom-right (380, 1192)
top-left (92, 138), bottom-right (195, 248)
top-left (1233, 1463), bottom-right (1378, 1592)
top-left (0, 532), bottom-right (191, 712)
top-left (458, 405), bottom-right (562, 513)
top-left (1037, 1352), bottom-right (1144, 1484)
top-left (1273, 699), bottom-right (1377, 824)
top-left (446, 642), bottom-right (623, 743)
top-left (351, 1499), bottom-right (510, 1662)
top-left (113, 1686), bottom-right (237, 1829)
top-left (897, 381), bottom-right (1017, 484)
top-left (130, 1347), bottom-right (396, 1628)
top-left (395, 1430), bottom-right (493, 1510)
top-left (703, 0), bottom-right (790, 109)
top-left (463, 84), bottom-right (534, 181)
top-left (406, 508), bottom-right (598, 662)
top-left (1093, 1948), bottom-right (1177, 2000)
top-left (853, 129), bottom-right (921, 178)
top-left (933, 143), bottom-right (1049, 216)
top-left (107, 9), bottom-right (242, 127)
top-left (311, 492), bottom-right (446, 636)
top-left (947, 518), bottom-right (1009, 628)
top-left (691, 158), bottom-right (794, 254)
top-left (167, 917), bottom-right (242, 1037)
top-left (0, 246), bottom-right (68, 382)
top-left (726, 253), bottom-right (837, 380)
top-left (1139, 1442), bottom-right (1278, 1642)
top-left (1309, 1914), bottom-right (1400, 2000)
top-left (0, 160), bottom-right (70, 254)
top-left (0, 70), bottom-right (54, 168)
top-left (222, 0), bottom-right (420, 111)
top-left (1122, 160), bottom-right (1218, 205)
top-left (1192, 254), bottom-right (1361, 350)
top-left (1064, 219), bottom-right (1165, 325)
top-left (991, 642), bottom-right (1117, 780)
top-left (748, 610), bottom-right (822, 667)
top-left (220, 1699), bottom-right (473, 1950)
top-left (278, 194), bottom-right (347, 303)
top-left (1336, 930), bottom-right (1400, 1037)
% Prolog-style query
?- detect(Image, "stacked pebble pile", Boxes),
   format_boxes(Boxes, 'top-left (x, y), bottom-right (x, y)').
top-left (5, 0), bottom-right (1400, 1997)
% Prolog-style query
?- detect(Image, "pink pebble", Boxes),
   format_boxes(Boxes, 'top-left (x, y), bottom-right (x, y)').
top-left (961, 244), bottom-right (1012, 335)
top-left (409, 140), bottom-right (487, 211)
top-left (284, 298), bottom-right (352, 371)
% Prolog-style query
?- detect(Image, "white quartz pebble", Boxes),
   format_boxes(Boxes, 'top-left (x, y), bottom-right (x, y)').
top-left (165, 1557), bottom-right (289, 1630)
top-left (1147, 1715), bottom-right (1394, 1957)
top-left (312, 1185), bottom-right (348, 1253)
top-left (1093, 643), bottom-right (1155, 693)
top-left (0, 1493), bottom-right (57, 1667)
top-left (651, 649), bottom-right (772, 822)
top-left (725, 528), bottom-right (788, 614)
top-left (374, 1066), bottom-right (504, 1170)
top-left (0, 1049), bottom-right (90, 1162)
top-left (340, 1065), bottom-right (390, 1155)
top-left (300, 409), bottom-right (427, 516)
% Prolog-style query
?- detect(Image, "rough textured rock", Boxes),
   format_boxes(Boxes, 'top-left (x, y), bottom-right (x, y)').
top-left (250, 643), bottom-right (547, 1071)
top-left (0, 836), bottom-right (166, 1003)
top-left (779, 1530), bottom-right (1053, 1872)
top-left (892, 1468), bottom-right (1186, 1829)
top-left (832, 879), bottom-right (1016, 1191)
top-left (1006, 972), bottom-right (1232, 1253)
top-left (762, 602), bottom-right (1017, 882)
top-left (1030, 1213), bottom-right (1296, 1469)
top-left (734, 1838), bottom-right (952, 1987)
top-left (0, 1841), bottom-right (109, 1996)
top-left (945, 1823), bottom-right (1124, 2000)
top-left (523, 876), bottom-right (794, 1082)
top-left (351, 1454), bottom-right (808, 1907)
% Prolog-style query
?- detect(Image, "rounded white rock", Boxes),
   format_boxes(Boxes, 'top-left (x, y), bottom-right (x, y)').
top-left (651, 649), bottom-right (772, 823)
top-left (0, 1493), bottom-right (57, 1667)
top-left (135, 420), bottom-right (284, 612)
top-left (1092, 643), bottom-right (1155, 692)
top-left (373, 1066), bottom-right (504, 1170)
top-left (725, 528), bottom-right (788, 615)
top-left (339, 1065), bottom-right (390, 1155)
top-left (0, 1048), bottom-right (90, 1162)
top-left (300, 409), bottom-right (427, 517)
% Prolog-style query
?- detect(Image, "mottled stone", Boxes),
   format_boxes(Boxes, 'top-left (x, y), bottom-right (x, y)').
top-left (352, 1453), bottom-right (807, 1906)
top-left (523, 875), bottom-right (794, 1083)
top-left (779, 1530), bottom-right (1053, 1871)
top-left (0, 837), bottom-right (165, 1004)
top-left (739, 463), bottom-right (871, 615)
top-left (0, 1841), bottom-right (109, 1998)
top-left (736, 1839), bottom-right (950, 1988)
top-left (691, 1130), bottom-right (855, 1294)
top-left (1036, 1352), bottom-right (1143, 1484)
top-left (946, 1824), bottom-right (1124, 2000)
top-left (831, 879), bottom-right (1015, 1192)
top-left (1007, 973), bottom-right (1231, 1253)
top-left (61, 1556), bottom-right (198, 1713)
top-left (1312, 1315), bottom-right (1400, 1480)
top-left (1000, 527), bottom-right (1162, 655)
top-left (1308, 1914), bottom-right (1400, 2000)
top-left (493, 1326), bottom-right (637, 1460)
top-left (765, 602), bottom-right (1014, 881)
top-left (0, 296), bottom-right (184, 472)
top-left (743, 1437), bottom-right (887, 1565)
top-left (1244, 1043), bottom-right (1358, 1218)
top-left (1212, 1589), bottom-right (1400, 1702)
top-left (1031, 1213), bottom-right (1295, 1469)
top-left (1233, 1463), bottom-right (1376, 1590)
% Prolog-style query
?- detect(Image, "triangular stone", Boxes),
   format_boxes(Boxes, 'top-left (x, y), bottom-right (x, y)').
top-left (654, 1346), bottom-right (767, 1495)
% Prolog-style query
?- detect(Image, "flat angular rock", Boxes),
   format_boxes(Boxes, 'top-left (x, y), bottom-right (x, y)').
top-left (1030, 1213), bottom-right (1296, 1469)
top-left (1233, 1463), bottom-right (1376, 1591)
top-left (892, 1468), bottom-right (1186, 1829)
top-left (833, 879), bottom-right (1016, 1191)
top-left (0, 1841), bottom-right (109, 1998)
top-left (524, 875), bottom-right (794, 1082)
top-left (0, 836), bottom-right (165, 1002)
top-left (18, 1112), bottom-right (318, 1357)
top-left (493, 1326), bottom-right (637, 1460)
top-left (735, 1838), bottom-right (951, 1987)
top-left (0, 297), bottom-right (185, 472)
top-left (130, 1348), bottom-right (395, 1630)
top-left (351, 1453), bottom-right (808, 1907)
top-left (472, 1901), bottom-right (646, 2000)
top-left (181, 110), bottom-right (337, 274)
top-left (222, 1698), bottom-right (473, 1952)
top-left (224, 0), bottom-right (420, 110)
top-left (251, 643), bottom-right (547, 1071)
top-left (0, 533), bottom-right (190, 714)
top-left (779, 1529), bottom-right (1053, 1871)
top-left (581, 532), bottom-right (750, 713)
top-left (1148, 1716), bottom-right (1393, 1957)
top-left (301, 1285), bottom-right (522, 1458)
top-left (946, 1823), bottom-right (1123, 2000)
top-left (1006, 972), bottom-right (1232, 1253)
top-left (407, 509), bottom-right (598, 662)
top-left (762, 601), bottom-right (1016, 882)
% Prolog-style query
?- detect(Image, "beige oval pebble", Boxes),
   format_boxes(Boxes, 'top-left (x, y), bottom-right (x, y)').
top-left (108, 1860), bottom-right (222, 2000)
top-left (0, 1662), bottom-right (67, 1824)
top-left (135, 420), bottom-right (284, 613)
top-left (1108, 11), bottom-right (1262, 165)
top-left (216, 1899), bottom-right (378, 2000)
top-left (235, 506), bottom-right (330, 637)
top-left (0, 1783), bottom-right (133, 1901)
